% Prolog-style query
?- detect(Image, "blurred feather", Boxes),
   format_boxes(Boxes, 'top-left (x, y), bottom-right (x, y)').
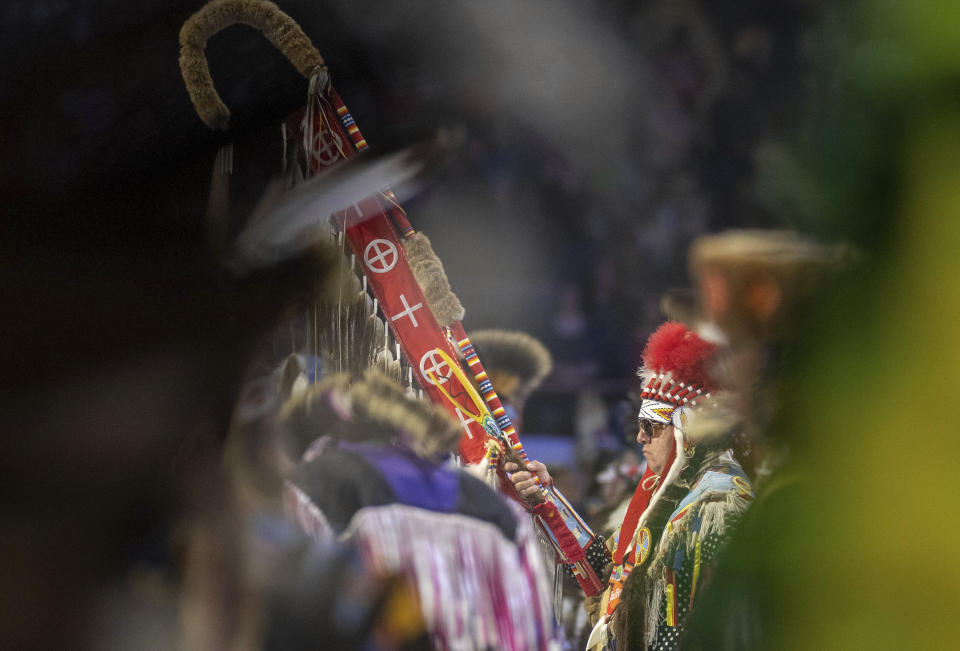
top-left (682, 391), bottom-right (740, 443)
top-left (314, 272), bottom-right (402, 382)
top-left (234, 127), bottom-right (465, 269)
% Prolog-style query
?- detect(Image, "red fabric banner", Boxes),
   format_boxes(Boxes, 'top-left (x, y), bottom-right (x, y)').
top-left (283, 93), bottom-right (489, 462)
top-left (280, 84), bottom-right (607, 596)
top-left (341, 201), bottom-right (489, 462)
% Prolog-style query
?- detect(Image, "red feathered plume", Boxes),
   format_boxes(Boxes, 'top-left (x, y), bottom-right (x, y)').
top-left (641, 321), bottom-right (717, 391)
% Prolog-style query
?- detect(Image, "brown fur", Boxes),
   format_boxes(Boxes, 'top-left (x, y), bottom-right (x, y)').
top-left (612, 560), bottom-right (650, 650)
top-left (179, 0), bottom-right (325, 129)
top-left (350, 369), bottom-right (461, 459)
top-left (403, 233), bottom-right (465, 326)
top-left (468, 329), bottom-right (553, 406)
top-left (279, 369), bottom-right (461, 461)
top-left (279, 373), bottom-right (354, 453)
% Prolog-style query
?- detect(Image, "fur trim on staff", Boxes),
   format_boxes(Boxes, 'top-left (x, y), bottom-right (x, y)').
top-left (402, 233), bottom-right (465, 326)
top-left (468, 329), bottom-right (553, 406)
top-left (179, 0), bottom-right (325, 129)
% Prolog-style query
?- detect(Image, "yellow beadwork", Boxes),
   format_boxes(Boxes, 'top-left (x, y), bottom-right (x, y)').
top-left (666, 582), bottom-right (676, 627)
top-left (691, 537), bottom-right (702, 604)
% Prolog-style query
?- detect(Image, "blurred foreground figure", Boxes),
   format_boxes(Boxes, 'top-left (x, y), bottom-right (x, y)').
top-left (280, 371), bottom-right (560, 650)
top-left (715, 4), bottom-right (960, 646)
top-left (689, 230), bottom-right (848, 480)
top-left (191, 257), bottom-right (562, 648)
top-left (681, 229), bottom-right (847, 649)
top-left (0, 17), bottom-right (338, 651)
top-left (510, 322), bottom-right (752, 650)
top-left (185, 314), bottom-right (562, 648)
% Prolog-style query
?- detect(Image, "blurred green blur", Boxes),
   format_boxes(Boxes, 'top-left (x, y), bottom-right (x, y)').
top-left (762, 0), bottom-right (960, 647)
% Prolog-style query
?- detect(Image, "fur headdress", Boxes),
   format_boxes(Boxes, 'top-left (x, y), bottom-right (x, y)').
top-left (280, 369), bottom-right (460, 463)
top-left (466, 329), bottom-right (553, 409)
top-left (689, 229), bottom-right (850, 342)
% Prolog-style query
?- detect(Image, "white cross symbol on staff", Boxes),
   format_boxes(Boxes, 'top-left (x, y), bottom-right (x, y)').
top-left (455, 407), bottom-right (474, 439)
top-left (419, 349), bottom-right (451, 385)
top-left (313, 130), bottom-right (341, 166)
top-left (364, 239), bottom-right (398, 274)
top-left (391, 294), bottom-right (424, 328)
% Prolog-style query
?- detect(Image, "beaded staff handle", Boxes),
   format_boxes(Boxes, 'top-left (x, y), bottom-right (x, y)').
top-left (449, 325), bottom-right (536, 470)
top-left (178, 0), bottom-right (327, 130)
top-left (427, 347), bottom-right (547, 504)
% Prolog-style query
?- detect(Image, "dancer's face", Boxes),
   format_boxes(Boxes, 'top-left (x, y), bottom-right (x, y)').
top-left (637, 419), bottom-right (673, 474)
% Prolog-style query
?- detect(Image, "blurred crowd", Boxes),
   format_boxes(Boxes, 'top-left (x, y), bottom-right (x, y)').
top-left (380, 0), bottom-right (826, 532)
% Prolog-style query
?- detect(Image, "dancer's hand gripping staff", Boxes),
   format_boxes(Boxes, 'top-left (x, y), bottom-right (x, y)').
top-left (430, 350), bottom-right (606, 596)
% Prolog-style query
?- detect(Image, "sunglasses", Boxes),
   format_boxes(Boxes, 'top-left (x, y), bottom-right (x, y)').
top-left (638, 419), bottom-right (670, 439)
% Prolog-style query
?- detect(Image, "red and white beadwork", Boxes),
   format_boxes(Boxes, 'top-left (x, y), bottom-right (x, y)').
top-left (636, 322), bottom-right (717, 424)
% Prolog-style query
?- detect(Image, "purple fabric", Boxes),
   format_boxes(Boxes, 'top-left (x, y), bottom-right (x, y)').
top-left (338, 442), bottom-right (459, 512)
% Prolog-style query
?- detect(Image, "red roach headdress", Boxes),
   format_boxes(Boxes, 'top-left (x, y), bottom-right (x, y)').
top-left (638, 322), bottom-right (717, 422)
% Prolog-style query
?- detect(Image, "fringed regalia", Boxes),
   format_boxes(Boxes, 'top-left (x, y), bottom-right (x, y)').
top-left (611, 449), bottom-right (751, 650)
top-left (281, 378), bottom-right (560, 650)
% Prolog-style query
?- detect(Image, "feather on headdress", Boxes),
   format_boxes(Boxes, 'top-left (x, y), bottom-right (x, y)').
top-left (638, 321), bottom-right (717, 410)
